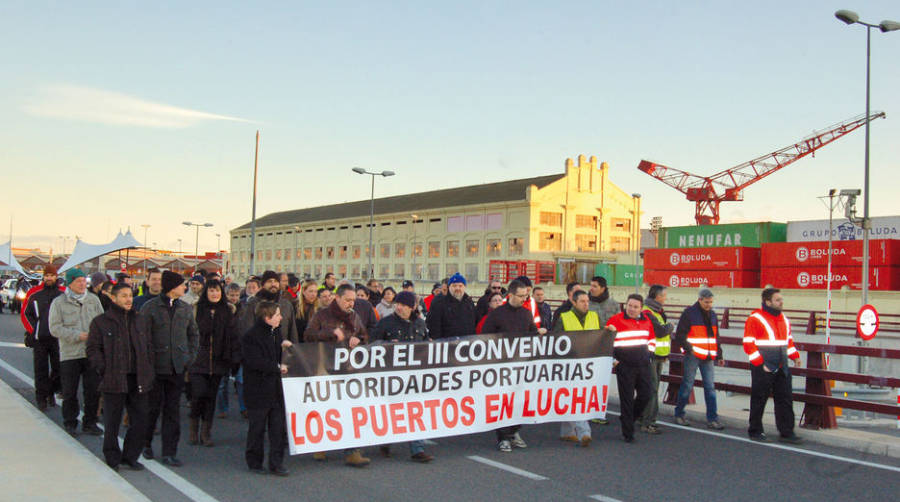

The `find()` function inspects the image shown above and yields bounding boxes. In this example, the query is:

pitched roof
[234,173,564,231]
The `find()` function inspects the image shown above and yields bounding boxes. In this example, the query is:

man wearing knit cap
[238,270,299,345]
[49,268,105,436]
[22,265,65,411]
[138,270,199,466]
[182,274,205,306]
[426,272,476,339]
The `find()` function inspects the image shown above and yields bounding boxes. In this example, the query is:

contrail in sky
[23,84,253,128]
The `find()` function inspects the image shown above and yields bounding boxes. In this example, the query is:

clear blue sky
[2,1,898,254]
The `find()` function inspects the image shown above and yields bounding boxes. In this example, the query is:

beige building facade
[228,155,641,283]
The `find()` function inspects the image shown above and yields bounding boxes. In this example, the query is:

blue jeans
[409,440,425,455]
[217,367,246,413]
[674,353,718,422]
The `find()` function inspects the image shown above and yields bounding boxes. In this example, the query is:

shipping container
[644,247,760,270]
[594,263,615,281]
[761,265,899,290]
[659,222,786,249]
[644,269,760,289]
[786,215,900,242]
[614,264,643,287]
[761,239,900,268]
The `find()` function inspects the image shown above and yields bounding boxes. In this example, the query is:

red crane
[637,112,886,225]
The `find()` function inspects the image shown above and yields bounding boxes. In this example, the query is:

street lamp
[631,194,642,293]
[834,9,899,306]
[293,225,301,274]
[141,224,151,251]
[411,213,419,280]
[351,167,396,279]
[182,222,213,263]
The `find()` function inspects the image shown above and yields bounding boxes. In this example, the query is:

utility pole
[250,131,260,276]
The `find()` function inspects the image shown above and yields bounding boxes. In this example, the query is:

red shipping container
[761,239,900,268]
[644,269,760,289]
[761,266,900,290]
[644,247,760,271]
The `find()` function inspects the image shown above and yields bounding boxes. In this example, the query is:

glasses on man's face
[491,286,501,290]
[512,293,528,299]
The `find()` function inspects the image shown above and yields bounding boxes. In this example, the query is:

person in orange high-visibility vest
[744,288,802,444]
[672,288,725,430]
[606,293,655,443]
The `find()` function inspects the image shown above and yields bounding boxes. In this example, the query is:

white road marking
[589,495,624,502]
[0,355,223,502]
[466,455,548,481]
[0,341,26,348]
[603,410,900,474]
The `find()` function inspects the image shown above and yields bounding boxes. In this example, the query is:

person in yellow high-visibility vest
[638,285,673,435]
[553,290,598,447]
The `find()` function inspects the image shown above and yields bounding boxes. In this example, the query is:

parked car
[1,278,35,314]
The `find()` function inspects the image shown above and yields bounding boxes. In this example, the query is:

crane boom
[637,111,886,225]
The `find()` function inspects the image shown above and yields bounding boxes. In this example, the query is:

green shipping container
[594,263,615,281]
[614,264,643,287]
[659,222,786,249]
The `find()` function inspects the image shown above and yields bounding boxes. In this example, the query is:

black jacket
[372,313,428,342]
[138,294,199,375]
[190,302,241,376]
[353,298,378,334]
[480,302,538,335]
[239,294,299,345]
[241,320,284,410]
[86,303,155,394]
[551,300,574,330]
[536,301,552,330]
[426,293,476,339]
[23,283,64,340]
[474,288,494,322]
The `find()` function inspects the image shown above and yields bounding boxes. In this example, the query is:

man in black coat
[241,300,289,476]
[86,283,155,471]
[480,279,540,452]
[21,265,64,410]
[425,273,476,339]
[138,271,199,466]
[474,280,503,322]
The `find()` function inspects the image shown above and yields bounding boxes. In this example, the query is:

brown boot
[189,417,200,445]
[344,449,370,467]
[200,420,214,447]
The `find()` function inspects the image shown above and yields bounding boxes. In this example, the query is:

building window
[613,218,631,232]
[326,247,335,259]
[339,246,347,259]
[576,234,597,252]
[445,263,459,277]
[427,264,440,281]
[576,215,597,230]
[366,245,373,258]
[304,248,312,260]
[379,264,390,279]
[466,240,479,257]
[428,241,440,258]
[314,265,322,277]
[395,264,405,278]
[540,211,563,227]
[412,263,423,280]
[352,246,361,259]
[275,250,283,260]
[446,240,459,257]
[315,247,323,259]
[338,264,347,277]
[413,242,423,257]
[486,239,502,256]
[465,263,479,282]
[395,243,406,258]
[265,250,272,260]
[539,232,561,251]
[295,249,302,259]
[508,238,523,256]
[380,244,391,259]
[303,265,311,275]
[352,264,360,277]
[610,236,630,252]
[276,265,282,272]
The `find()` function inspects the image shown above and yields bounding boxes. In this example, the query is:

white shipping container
[787,216,900,242]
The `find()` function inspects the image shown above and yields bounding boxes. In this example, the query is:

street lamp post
[631,194,642,294]
[834,9,899,306]
[293,225,301,274]
[351,167,395,280]
[141,224,151,251]
[183,221,213,266]
[411,213,419,280]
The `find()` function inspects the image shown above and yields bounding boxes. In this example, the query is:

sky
[2,1,899,255]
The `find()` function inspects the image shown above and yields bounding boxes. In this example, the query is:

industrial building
[228,155,642,283]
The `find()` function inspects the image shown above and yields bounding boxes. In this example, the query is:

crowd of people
[19,263,804,477]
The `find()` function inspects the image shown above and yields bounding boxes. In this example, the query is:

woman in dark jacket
[295,279,319,340]
[189,279,241,447]
[241,300,288,475]
[86,282,154,470]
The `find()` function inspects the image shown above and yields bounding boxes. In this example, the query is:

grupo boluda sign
[280,331,614,454]
[786,216,900,242]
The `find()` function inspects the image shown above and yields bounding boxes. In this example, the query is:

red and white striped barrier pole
[896,388,899,430]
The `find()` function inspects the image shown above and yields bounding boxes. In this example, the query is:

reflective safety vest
[678,304,719,360]
[559,310,600,331]
[743,309,799,366]
[642,306,671,357]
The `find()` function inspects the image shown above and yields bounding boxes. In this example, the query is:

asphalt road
[1,312,899,502]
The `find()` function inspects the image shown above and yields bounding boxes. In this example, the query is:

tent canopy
[0,242,39,279]
[58,231,142,273]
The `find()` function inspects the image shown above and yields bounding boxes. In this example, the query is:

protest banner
[280,329,615,454]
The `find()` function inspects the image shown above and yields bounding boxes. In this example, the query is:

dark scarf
[645,297,664,314]
[328,300,355,325]
[256,287,280,302]
[762,302,781,317]
[590,289,610,304]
